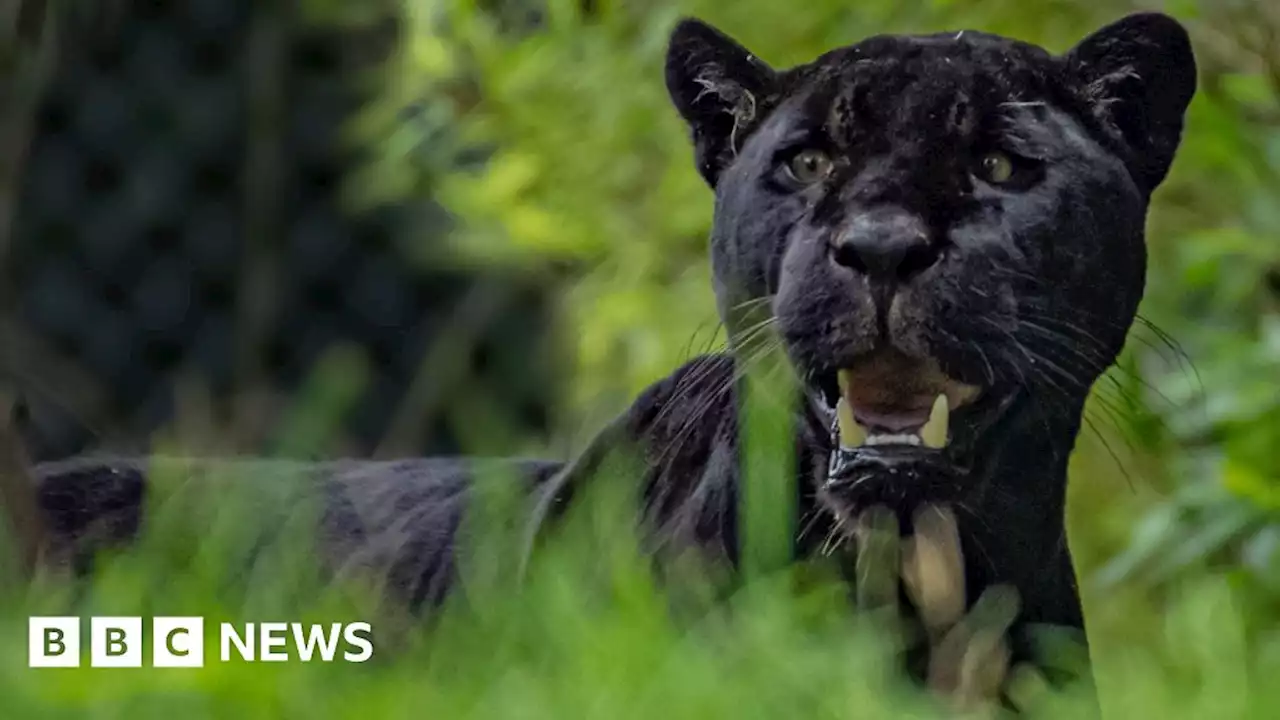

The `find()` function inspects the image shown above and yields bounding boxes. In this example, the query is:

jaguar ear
[1065,13,1197,194]
[666,18,776,187]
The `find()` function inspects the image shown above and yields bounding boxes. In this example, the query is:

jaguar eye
[785,149,834,185]
[976,152,1015,184]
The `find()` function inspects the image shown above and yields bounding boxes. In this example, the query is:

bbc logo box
[29,617,372,667]
[27,617,79,668]
[29,617,205,668]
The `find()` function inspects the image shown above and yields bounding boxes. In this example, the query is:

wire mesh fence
[1,0,561,463]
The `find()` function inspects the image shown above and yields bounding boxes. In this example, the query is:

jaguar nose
[831,208,940,283]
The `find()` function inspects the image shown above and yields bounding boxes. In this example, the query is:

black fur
[650,12,1194,623]
[599,11,1193,674]
[30,12,1195,694]
[33,455,564,607]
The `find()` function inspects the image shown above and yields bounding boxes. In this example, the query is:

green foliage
[0,405,1271,718]
[1094,5,1280,594]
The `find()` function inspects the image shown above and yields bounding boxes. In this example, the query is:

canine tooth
[920,393,949,449]
[837,370,853,393]
[836,397,867,448]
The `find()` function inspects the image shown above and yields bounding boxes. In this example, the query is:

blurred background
[1,0,1278,699]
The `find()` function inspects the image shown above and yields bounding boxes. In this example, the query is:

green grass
[0,376,1273,719]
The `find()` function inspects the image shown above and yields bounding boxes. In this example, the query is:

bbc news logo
[28,617,373,668]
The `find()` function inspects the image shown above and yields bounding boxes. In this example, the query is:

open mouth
[810,349,989,487]
[829,350,982,451]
